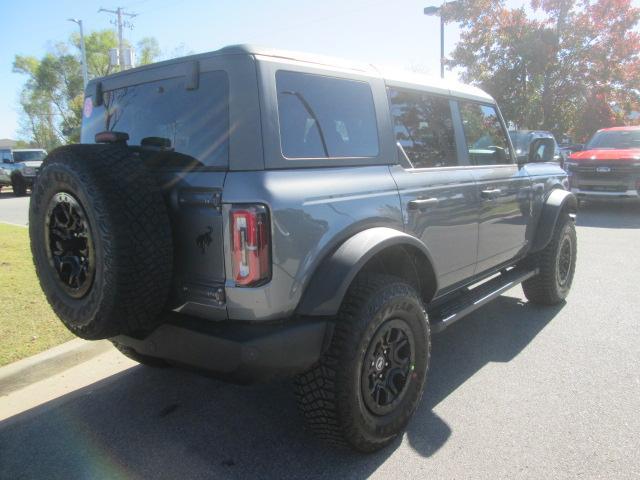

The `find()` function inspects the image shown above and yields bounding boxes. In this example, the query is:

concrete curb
[0,339,112,396]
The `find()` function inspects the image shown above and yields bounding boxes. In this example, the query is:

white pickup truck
[0,149,47,196]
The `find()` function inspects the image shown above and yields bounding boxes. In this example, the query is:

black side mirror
[528,138,556,163]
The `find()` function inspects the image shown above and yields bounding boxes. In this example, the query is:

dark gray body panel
[389,165,478,288]
[222,166,403,320]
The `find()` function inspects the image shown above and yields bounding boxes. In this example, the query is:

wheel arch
[296,227,438,317]
[530,188,577,253]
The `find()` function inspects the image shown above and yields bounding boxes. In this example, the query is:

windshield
[586,130,640,150]
[508,132,533,154]
[12,151,46,162]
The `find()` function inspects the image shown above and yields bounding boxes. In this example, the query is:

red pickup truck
[566,126,640,201]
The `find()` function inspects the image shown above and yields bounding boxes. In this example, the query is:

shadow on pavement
[0,296,561,479]
[576,200,640,229]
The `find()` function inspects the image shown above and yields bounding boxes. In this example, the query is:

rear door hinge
[178,189,222,212]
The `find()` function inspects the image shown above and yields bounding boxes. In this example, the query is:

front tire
[12,175,27,196]
[295,274,430,452]
[523,213,577,305]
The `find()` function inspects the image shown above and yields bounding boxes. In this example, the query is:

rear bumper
[112,314,330,383]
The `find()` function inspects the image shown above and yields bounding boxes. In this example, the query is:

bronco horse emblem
[196,226,213,254]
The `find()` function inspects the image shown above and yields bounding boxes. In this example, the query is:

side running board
[429,267,538,333]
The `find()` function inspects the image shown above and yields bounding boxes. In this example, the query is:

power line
[98,6,138,71]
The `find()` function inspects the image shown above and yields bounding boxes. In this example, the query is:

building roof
[0,139,17,149]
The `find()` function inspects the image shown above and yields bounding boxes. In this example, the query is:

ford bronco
[29,45,577,452]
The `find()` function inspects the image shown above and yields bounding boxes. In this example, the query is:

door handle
[480,188,502,199]
[408,198,439,210]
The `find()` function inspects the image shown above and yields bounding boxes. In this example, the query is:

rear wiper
[281,90,329,157]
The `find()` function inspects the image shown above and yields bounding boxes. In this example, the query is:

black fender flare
[296,227,438,317]
[530,189,577,253]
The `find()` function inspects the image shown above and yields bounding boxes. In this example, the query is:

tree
[445,0,640,141]
[137,37,161,66]
[13,30,163,148]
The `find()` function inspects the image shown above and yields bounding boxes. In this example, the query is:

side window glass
[389,88,458,168]
[276,71,379,159]
[459,102,511,165]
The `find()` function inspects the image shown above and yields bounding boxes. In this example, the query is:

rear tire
[522,213,577,305]
[29,145,173,340]
[295,274,430,452]
[11,175,27,196]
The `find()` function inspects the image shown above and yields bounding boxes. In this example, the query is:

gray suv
[29,45,577,452]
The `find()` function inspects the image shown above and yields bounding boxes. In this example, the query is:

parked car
[509,130,564,166]
[566,126,640,201]
[558,137,584,161]
[0,148,47,196]
[28,45,577,452]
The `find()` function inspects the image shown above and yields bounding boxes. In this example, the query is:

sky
[0,0,533,140]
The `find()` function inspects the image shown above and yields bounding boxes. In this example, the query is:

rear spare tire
[29,145,173,340]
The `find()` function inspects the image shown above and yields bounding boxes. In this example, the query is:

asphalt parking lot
[1,201,639,479]
[0,189,29,225]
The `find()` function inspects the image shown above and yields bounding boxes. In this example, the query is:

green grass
[0,223,74,366]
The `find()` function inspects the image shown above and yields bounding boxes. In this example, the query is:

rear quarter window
[81,70,229,169]
[275,71,379,159]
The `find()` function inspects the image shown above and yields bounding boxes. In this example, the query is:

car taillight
[230,205,271,287]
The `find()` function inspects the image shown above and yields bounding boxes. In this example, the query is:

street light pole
[424,3,452,79]
[439,14,445,79]
[68,18,89,89]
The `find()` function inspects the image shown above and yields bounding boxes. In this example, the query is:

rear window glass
[276,71,379,159]
[81,70,229,168]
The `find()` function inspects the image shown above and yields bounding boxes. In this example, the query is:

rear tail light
[230,205,271,286]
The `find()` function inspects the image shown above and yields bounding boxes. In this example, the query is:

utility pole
[98,7,137,71]
[68,18,88,88]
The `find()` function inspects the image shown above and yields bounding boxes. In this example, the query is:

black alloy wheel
[556,233,573,288]
[44,192,96,299]
[362,318,416,416]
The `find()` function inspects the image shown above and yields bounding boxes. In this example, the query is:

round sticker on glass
[83,97,93,118]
